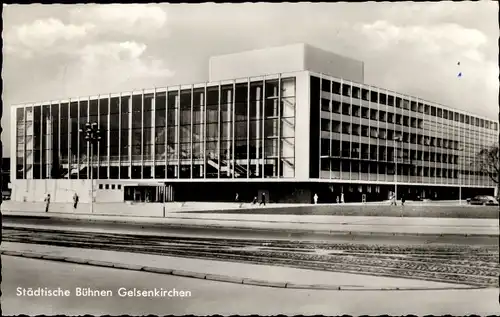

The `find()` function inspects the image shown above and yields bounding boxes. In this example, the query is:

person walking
[401,193,406,206]
[73,193,79,210]
[260,193,266,206]
[313,193,318,204]
[44,194,51,213]
[336,196,340,204]
[235,193,239,202]
[392,193,397,206]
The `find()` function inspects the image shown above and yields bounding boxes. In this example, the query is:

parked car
[469,195,499,206]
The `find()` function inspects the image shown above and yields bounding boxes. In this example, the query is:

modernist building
[10,43,499,204]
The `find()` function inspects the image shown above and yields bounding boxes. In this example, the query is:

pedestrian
[235,193,239,202]
[252,196,257,205]
[392,194,397,206]
[44,194,51,213]
[336,196,339,204]
[401,193,406,206]
[73,193,79,210]
[260,193,266,206]
[340,193,345,204]
[313,193,318,204]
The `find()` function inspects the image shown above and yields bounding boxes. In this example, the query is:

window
[117,185,121,190]
[99,184,103,189]
[112,184,115,190]
[105,184,109,189]
[379,93,387,105]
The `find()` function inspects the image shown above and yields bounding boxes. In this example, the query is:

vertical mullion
[23,107,26,180]
[97,96,100,180]
[68,101,71,180]
[246,79,250,178]
[165,88,169,179]
[190,86,194,178]
[203,84,207,179]
[118,93,121,178]
[177,87,181,179]
[141,90,144,179]
[87,97,90,180]
[277,76,281,179]
[128,94,132,179]
[232,81,236,178]
[40,103,43,180]
[107,94,111,179]
[217,83,221,178]
[152,89,156,178]
[262,78,265,179]
[77,99,80,180]
[319,75,322,180]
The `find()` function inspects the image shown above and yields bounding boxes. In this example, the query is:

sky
[2,2,498,156]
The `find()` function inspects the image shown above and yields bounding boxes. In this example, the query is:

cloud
[359,20,488,61]
[69,4,168,36]
[4,18,94,57]
[69,41,174,94]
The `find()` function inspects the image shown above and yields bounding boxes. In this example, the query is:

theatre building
[10,44,499,204]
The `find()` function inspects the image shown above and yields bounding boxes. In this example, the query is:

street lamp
[80,122,101,213]
[394,135,403,202]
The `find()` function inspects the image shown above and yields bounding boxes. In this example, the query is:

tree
[476,145,500,196]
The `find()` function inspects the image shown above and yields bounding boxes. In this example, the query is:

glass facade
[14,76,296,180]
[312,74,499,189]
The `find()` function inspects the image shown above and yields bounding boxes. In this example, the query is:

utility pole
[80,122,101,213]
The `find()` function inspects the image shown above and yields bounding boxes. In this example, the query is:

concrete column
[175,94,180,178]
[151,91,156,178]
[255,87,261,177]
[200,90,205,177]
[128,95,132,177]
[227,89,232,177]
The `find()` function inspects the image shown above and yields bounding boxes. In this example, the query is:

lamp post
[394,135,403,203]
[80,122,101,213]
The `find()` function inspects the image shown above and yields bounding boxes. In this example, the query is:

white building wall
[209,43,364,84]
[10,106,17,186]
[303,44,364,83]
[209,43,306,82]
[294,71,311,181]
[11,179,92,203]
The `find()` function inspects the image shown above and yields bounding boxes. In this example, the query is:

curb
[3,224,499,239]
[0,250,486,291]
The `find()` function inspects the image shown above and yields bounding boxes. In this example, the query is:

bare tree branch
[476,146,500,184]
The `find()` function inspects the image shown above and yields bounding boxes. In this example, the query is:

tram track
[2,226,498,288]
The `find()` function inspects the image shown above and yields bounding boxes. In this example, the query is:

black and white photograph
[1,2,499,315]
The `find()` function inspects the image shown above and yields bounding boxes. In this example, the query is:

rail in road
[2,226,498,288]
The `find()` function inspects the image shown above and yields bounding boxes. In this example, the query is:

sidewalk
[3,210,499,236]
[0,242,475,291]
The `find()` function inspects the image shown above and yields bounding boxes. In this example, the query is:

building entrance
[124,185,174,203]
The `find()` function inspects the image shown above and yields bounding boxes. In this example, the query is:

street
[3,256,499,315]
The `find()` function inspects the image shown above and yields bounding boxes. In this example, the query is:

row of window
[320,122,482,150]
[15,77,296,117]
[97,184,122,190]
[320,140,480,164]
[319,159,495,179]
[18,161,296,180]
[317,77,498,131]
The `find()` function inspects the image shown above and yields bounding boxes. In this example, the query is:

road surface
[2,224,498,287]
[2,256,499,316]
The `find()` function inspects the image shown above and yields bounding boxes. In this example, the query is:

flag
[457,72,462,78]
[457,61,460,66]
